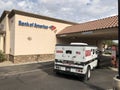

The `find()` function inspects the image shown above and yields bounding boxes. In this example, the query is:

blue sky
[0,0,118,23]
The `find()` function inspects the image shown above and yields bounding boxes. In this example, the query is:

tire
[83,66,91,81]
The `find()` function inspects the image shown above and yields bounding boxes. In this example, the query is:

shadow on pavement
[38,59,115,90]
[98,54,112,68]
[40,55,113,79]
[40,67,110,90]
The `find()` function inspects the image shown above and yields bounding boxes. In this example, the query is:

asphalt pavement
[0,61,54,77]
[0,60,117,90]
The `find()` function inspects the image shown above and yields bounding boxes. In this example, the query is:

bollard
[113,75,120,90]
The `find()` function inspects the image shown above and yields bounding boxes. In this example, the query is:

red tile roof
[57,15,118,35]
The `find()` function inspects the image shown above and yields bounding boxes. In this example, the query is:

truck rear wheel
[83,66,91,81]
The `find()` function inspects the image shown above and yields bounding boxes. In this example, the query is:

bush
[104,49,112,55]
[104,51,112,55]
[0,51,6,62]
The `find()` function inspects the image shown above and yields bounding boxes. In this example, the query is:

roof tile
[58,15,118,35]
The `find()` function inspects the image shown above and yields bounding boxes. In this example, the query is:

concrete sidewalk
[0,61,13,67]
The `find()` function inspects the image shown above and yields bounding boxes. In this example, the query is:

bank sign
[18,20,56,31]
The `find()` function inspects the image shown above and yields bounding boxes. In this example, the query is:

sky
[0,0,118,23]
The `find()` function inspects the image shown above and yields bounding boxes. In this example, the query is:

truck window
[66,50,72,54]
[93,49,95,54]
[91,49,95,54]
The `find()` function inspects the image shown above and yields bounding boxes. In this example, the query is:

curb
[108,67,118,72]
[0,60,54,68]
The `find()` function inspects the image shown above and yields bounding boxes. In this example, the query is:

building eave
[8,9,78,25]
[0,10,10,23]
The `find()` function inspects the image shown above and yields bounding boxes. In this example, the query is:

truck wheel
[83,66,91,81]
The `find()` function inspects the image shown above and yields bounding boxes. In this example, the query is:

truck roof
[70,43,88,45]
[56,44,96,47]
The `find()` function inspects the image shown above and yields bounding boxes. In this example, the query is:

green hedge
[104,51,112,55]
[0,51,6,62]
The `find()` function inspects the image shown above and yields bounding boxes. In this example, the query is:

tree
[103,40,118,47]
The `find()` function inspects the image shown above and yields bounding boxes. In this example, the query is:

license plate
[66,67,70,71]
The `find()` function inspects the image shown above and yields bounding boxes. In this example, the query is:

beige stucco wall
[5,14,10,54]
[12,14,71,55]
[0,14,10,54]
[9,16,15,55]
[0,35,4,51]
[0,17,6,31]
[0,17,6,52]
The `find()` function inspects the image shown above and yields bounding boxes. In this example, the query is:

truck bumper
[54,69,85,77]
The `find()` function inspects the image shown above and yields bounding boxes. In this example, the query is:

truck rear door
[55,45,84,62]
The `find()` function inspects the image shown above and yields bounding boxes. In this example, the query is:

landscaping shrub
[0,50,6,62]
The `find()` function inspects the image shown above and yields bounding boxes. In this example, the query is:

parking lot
[0,61,117,90]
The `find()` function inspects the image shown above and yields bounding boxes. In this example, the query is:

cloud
[0,0,118,23]
[0,1,13,10]
[18,1,26,7]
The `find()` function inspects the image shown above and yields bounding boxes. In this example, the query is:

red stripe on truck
[56,50,63,53]
[76,51,81,55]
[85,50,91,56]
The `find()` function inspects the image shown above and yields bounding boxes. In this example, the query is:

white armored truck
[54,43,98,81]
